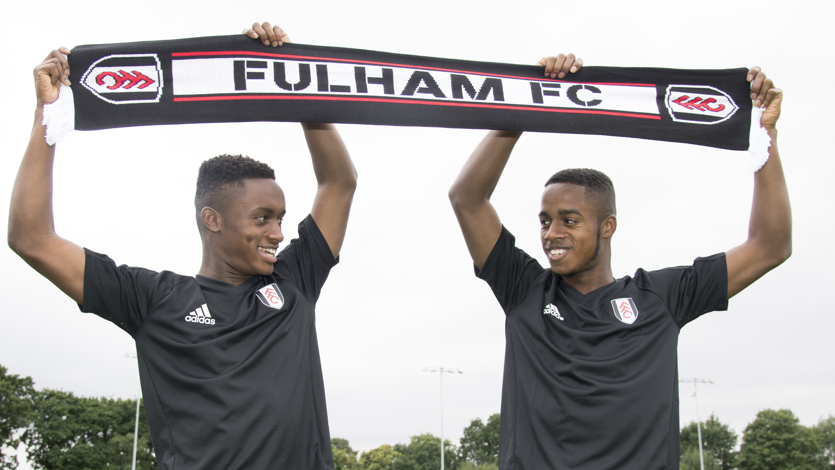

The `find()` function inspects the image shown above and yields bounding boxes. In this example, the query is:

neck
[560,251,614,295]
[198,246,251,287]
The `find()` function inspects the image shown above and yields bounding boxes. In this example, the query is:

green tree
[359,444,402,470]
[0,365,36,469]
[457,461,498,470]
[680,447,721,470]
[459,413,500,467]
[24,389,156,470]
[737,409,827,470]
[680,414,738,470]
[813,415,835,470]
[394,433,459,470]
[332,437,360,469]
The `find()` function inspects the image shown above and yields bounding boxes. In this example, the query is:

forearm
[449,130,522,207]
[748,129,792,261]
[301,123,357,191]
[8,110,58,254]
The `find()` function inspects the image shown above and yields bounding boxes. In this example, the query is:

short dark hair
[545,168,616,219]
[195,154,275,216]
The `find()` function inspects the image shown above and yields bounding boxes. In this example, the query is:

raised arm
[449,131,523,270]
[449,54,582,270]
[725,67,791,298]
[8,48,86,304]
[244,22,358,258]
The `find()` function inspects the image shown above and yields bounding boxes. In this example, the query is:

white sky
[1,0,833,465]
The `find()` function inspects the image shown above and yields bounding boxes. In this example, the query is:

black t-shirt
[80,215,337,470]
[477,227,728,470]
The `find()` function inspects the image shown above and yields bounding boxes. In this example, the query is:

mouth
[546,247,569,261]
[257,246,278,263]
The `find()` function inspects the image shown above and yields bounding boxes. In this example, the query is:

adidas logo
[543,303,564,321]
[185,303,216,325]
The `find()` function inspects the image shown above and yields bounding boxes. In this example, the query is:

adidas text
[185,303,215,325]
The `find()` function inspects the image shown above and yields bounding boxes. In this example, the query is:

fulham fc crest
[611,298,639,325]
[80,54,163,105]
[256,283,285,309]
[664,85,738,125]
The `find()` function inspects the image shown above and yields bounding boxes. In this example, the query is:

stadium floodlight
[125,353,142,470]
[423,367,463,470]
[680,378,714,470]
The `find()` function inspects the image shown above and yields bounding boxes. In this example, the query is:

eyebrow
[539,209,583,218]
[250,207,286,217]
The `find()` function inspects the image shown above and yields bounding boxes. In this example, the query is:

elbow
[763,239,792,270]
[448,181,467,209]
[777,241,792,265]
[7,227,32,260]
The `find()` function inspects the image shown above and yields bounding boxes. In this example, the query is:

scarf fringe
[748,106,771,172]
[42,84,75,146]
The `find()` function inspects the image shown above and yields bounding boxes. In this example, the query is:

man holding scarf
[448,57,788,469]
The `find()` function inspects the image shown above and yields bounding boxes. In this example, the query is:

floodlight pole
[680,378,713,470]
[423,367,463,470]
[125,353,141,470]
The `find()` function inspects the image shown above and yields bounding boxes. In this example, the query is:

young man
[448,56,790,470]
[8,23,356,469]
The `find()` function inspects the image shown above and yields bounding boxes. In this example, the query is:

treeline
[0,365,155,470]
[339,411,835,470]
[678,411,834,470]
[3,364,834,470]
[332,413,500,470]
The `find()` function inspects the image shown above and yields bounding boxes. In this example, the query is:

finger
[273,25,289,46]
[570,56,583,74]
[552,54,567,79]
[748,66,761,99]
[242,27,259,39]
[751,72,767,107]
[57,55,72,86]
[47,49,71,86]
[543,56,556,78]
[755,78,774,108]
[558,53,576,78]
[760,88,783,127]
[747,65,760,82]
[251,22,269,45]
[537,57,548,68]
[261,21,278,46]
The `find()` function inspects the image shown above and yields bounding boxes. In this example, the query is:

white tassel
[42,84,75,146]
[747,106,771,172]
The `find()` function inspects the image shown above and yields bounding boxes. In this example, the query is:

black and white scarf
[43,35,770,167]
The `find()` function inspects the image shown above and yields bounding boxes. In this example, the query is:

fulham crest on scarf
[256,283,285,309]
[611,298,639,325]
[80,54,163,105]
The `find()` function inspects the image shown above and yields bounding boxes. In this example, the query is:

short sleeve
[476,226,545,313]
[273,215,338,303]
[79,249,183,337]
[643,253,729,328]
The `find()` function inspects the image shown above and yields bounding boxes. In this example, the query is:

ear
[201,207,222,233]
[600,214,617,239]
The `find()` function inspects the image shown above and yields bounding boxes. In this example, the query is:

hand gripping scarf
[43,35,771,169]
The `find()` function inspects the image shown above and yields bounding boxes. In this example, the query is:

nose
[266,221,284,244]
[545,223,566,241]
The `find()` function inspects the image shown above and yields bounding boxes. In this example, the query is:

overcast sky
[1,0,832,465]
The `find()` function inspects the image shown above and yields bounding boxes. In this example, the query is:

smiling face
[540,183,612,279]
[214,178,286,278]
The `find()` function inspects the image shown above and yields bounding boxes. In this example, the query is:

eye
[540,219,551,227]
[278,218,284,227]
[255,215,267,222]
[565,218,577,225]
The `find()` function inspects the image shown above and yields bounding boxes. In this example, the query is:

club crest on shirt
[256,283,285,309]
[611,298,639,325]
